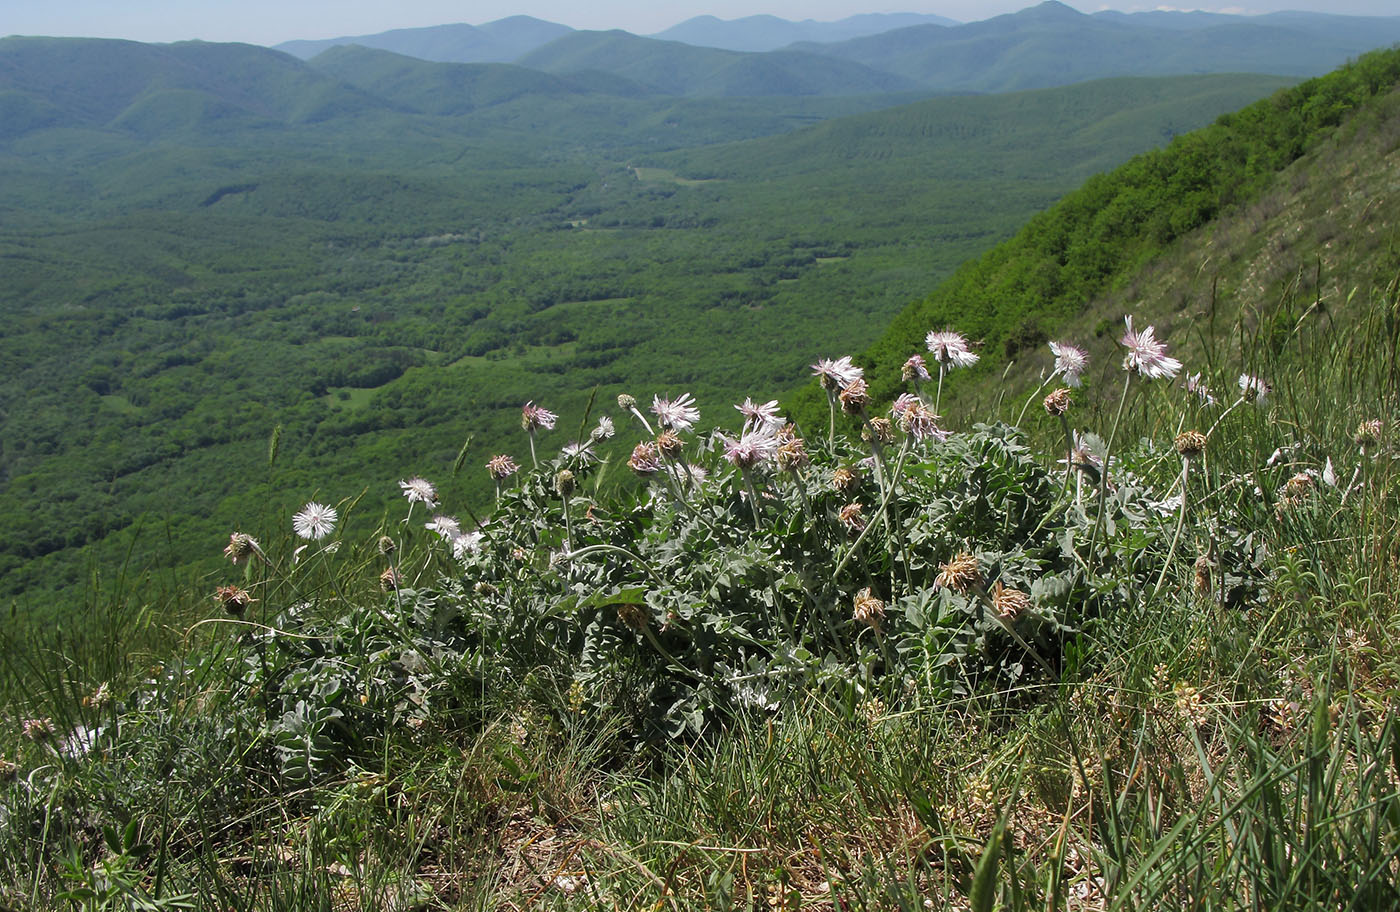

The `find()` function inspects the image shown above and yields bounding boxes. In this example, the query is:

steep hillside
[830,46,1400,418]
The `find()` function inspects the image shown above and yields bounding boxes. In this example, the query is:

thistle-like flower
[616,393,637,411]
[590,416,616,441]
[991,581,1032,621]
[1182,372,1217,406]
[399,477,438,508]
[424,515,461,539]
[775,426,809,472]
[214,584,255,615]
[832,466,860,494]
[486,454,519,481]
[838,377,869,414]
[736,398,784,432]
[1355,419,1383,448]
[894,398,946,442]
[651,393,700,431]
[1174,430,1207,459]
[451,530,483,560]
[902,354,931,382]
[1043,388,1072,417]
[379,567,400,592]
[1120,316,1182,380]
[864,416,895,446]
[936,551,982,594]
[629,441,662,475]
[22,718,54,742]
[1048,341,1088,387]
[838,502,866,534]
[852,587,885,630]
[562,441,596,463]
[1238,374,1270,405]
[925,330,979,368]
[656,430,684,458]
[292,502,338,540]
[811,356,863,391]
[521,401,558,432]
[722,426,780,470]
[554,469,576,498]
[223,532,261,565]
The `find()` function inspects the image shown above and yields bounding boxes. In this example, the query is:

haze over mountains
[270,2,1400,96]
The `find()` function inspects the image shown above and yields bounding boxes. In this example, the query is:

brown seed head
[776,428,809,472]
[838,501,867,534]
[1174,430,1208,459]
[936,552,982,595]
[617,602,649,632]
[554,469,576,498]
[1043,388,1072,417]
[379,567,400,592]
[1194,553,1213,596]
[223,532,259,565]
[22,718,54,742]
[991,581,1032,621]
[1355,419,1383,447]
[832,466,860,494]
[655,430,684,458]
[838,378,869,415]
[864,417,895,445]
[852,587,885,630]
[214,584,255,615]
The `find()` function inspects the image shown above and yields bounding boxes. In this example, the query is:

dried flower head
[1120,316,1182,380]
[811,356,863,391]
[84,682,111,709]
[864,416,895,445]
[486,454,519,481]
[223,532,260,565]
[838,501,866,534]
[214,584,255,615]
[616,602,649,632]
[629,441,662,475]
[852,587,885,630]
[1049,341,1088,387]
[1174,430,1208,459]
[377,535,396,555]
[651,393,699,431]
[925,330,979,368]
[936,552,982,594]
[0,757,16,780]
[616,393,637,411]
[991,581,1032,621]
[398,477,438,508]
[22,718,53,742]
[1173,681,1208,727]
[379,567,400,592]
[1043,388,1072,417]
[832,466,860,494]
[554,469,576,498]
[1355,419,1383,448]
[1238,374,1270,405]
[1282,472,1315,500]
[775,427,809,472]
[838,377,869,414]
[1194,553,1213,596]
[655,429,684,458]
[521,401,558,432]
[292,502,338,540]
[902,354,931,382]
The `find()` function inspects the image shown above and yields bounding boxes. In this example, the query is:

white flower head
[590,416,615,441]
[651,393,700,431]
[292,502,338,540]
[451,530,483,560]
[1238,374,1270,405]
[811,356,863,391]
[398,477,438,508]
[925,330,979,369]
[1048,341,1088,387]
[424,515,461,540]
[722,425,781,471]
[1120,316,1182,380]
[735,398,784,433]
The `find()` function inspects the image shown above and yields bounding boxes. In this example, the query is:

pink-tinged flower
[722,426,780,471]
[425,515,461,540]
[894,398,947,442]
[629,441,662,475]
[399,477,438,508]
[811,356,863,391]
[224,532,261,565]
[292,502,338,540]
[651,393,700,431]
[1049,341,1088,387]
[1238,374,1270,405]
[735,398,784,432]
[486,454,519,481]
[1182,373,1217,406]
[521,401,558,432]
[1120,316,1182,380]
[451,530,483,560]
[891,393,920,420]
[902,354,931,382]
[925,330,979,368]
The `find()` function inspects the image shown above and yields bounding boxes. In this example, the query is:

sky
[3,0,1397,46]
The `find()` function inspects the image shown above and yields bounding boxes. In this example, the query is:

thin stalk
[1151,457,1193,599]
[1014,372,1055,427]
[1087,371,1134,570]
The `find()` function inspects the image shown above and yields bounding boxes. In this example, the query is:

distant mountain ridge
[275,16,573,63]
[649,12,959,52]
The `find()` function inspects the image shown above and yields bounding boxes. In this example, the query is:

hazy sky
[4,1,1397,46]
